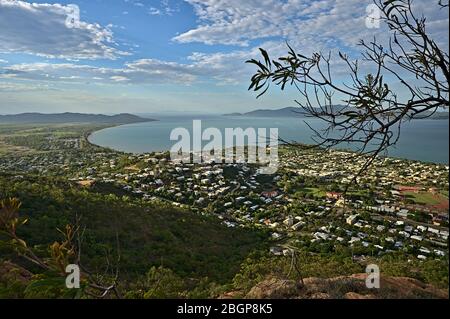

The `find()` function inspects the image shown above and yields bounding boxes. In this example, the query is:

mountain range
[224,107,307,118]
[0,112,156,124]
[224,106,449,119]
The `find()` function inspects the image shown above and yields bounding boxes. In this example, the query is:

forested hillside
[0,173,268,298]
[0,113,155,124]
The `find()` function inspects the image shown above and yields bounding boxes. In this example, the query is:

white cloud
[175,0,448,53]
[174,0,369,47]
[169,0,449,86]
[0,47,271,87]
[0,0,129,59]
[0,81,55,92]
[0,42,377,89]
[1,0,447,89]
[0,59,201,85]
[149,7,162,15]
[124,0,178,16]
[160,0,180,16]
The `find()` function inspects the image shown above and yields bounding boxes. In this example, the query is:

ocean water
[88,115,449,164]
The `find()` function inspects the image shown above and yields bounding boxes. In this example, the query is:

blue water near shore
[89,115,449,164]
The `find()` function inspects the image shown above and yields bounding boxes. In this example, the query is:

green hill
[0,112,156,124]
[0,174,267,293]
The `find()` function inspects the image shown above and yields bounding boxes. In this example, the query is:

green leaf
[259,48,271,67]
[256,85,269,99]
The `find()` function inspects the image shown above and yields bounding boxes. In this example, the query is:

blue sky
[0,0,448,114]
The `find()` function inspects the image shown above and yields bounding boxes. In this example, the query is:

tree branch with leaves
[247,0,449,185]
[0,198,122,299]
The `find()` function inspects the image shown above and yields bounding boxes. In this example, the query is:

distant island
[0,112,156,124]
[224,107,306,118]
[225,106,449,120]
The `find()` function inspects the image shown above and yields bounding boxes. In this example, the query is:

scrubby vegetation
[0,174,268,298]
[1,173,447,299]
[0,124,447,299]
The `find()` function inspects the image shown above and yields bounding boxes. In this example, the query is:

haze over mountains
[0,113,155,124]
[1,108,447,124]
[224,106,449,119]
[224,107,307,117]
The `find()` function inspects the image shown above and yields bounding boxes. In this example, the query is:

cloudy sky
[0,0,448,114]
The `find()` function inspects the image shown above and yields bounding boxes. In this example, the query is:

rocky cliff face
[225,274,448,299]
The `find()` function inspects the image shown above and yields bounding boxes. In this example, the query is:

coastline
[85,119,158,153]
[87,134,449,168]
[86,117,449,165]
[84,124,119,153]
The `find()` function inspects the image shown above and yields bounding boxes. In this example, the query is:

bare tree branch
[247,0,449,186]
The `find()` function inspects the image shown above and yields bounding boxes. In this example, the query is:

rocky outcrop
[246,278,302,299]
[245,274,448,299]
